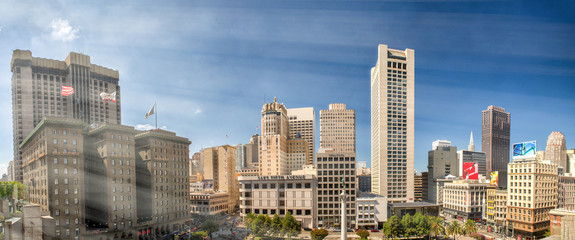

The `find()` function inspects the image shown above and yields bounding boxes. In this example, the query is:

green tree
[281,211,301,239]
[0,182,25,199]
[382,215,403,239]
[189,231,208,240]
[356,229,370,240]
[446,221,462,240]
[252,214,272,237]
[201,219,219,240]
[463,220,477,236]
[270,213,283,239]
[310,228,329,240]
[245,212,256,230]
[413,212,430,237]
[401,213,418,237]
[428,217,445,239]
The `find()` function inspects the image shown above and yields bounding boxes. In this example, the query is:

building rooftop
[388,202,440,208]
[357,192,385,198]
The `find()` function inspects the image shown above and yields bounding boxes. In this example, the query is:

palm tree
[429,217,445,239]
[446,220,461,240]
[463,219,478,236]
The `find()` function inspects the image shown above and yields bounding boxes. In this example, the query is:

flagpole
[155,102,158,129]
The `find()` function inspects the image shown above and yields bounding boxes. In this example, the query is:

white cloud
[49,19,78,42]
[194,108,202,114]
[135,124,167,131]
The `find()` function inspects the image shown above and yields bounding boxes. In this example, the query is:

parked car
[370,229,380,232]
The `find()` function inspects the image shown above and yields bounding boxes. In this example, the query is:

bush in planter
[356,229,370,240]
[310,228,329,240]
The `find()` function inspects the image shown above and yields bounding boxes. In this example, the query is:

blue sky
[0,0,574,175]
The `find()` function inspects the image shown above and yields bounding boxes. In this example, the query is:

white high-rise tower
[468,131,475,151]
[371,44,415,203]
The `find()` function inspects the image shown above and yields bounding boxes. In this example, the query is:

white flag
[100,91,117,103]
[145,103,155,119]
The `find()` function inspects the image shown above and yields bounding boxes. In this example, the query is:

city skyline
[1,0,575,176]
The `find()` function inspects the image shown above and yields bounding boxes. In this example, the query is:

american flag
[61,85,74,96]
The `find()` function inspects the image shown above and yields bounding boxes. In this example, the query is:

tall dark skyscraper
[11,50,121,182]
[481,105,510,188]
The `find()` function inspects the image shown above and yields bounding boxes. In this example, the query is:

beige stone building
[435,176,456,207]
[190,192,231,216]
[316,151,357,229]
[239,174,318,229]
[11,50,121,183]
[259,98,290,176]
[549,209,575,238]
[134,129,191,235]
[237,168,260,177]
[85,123,139,234]
[558,175,575,211]
[568,149,575,176]
[201,145,239,211]
[545,132,568,172]
[20,117,191,239]
[287,138,309,173]
[371,44,415,203]
[414,173,422,202]
[507,160,557,240]
[21,118,87,239]
[287,107,315,165]
[259,99,311,175]
[235,134,260,171]
[442,180,490,222]
[319,103,355,153]
[190,152,201,183]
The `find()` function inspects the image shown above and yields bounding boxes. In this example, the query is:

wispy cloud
[194,108,202,114]
[134,124,167,131]
[49,19,79,42]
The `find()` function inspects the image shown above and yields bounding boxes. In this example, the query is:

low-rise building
[549,209,575,238]
[387,202,440,219]
[558,175,575,211]
[355,193,386,230]
[190,182,204,194]
[239,174,317,229]
[190,192,231,216]
[3,204,55,240]
[486,188,496,226]
[237,167,260,177]
[486,189,507,234]
[442,180,489,222]
[436,175,456,207]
